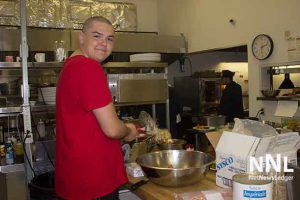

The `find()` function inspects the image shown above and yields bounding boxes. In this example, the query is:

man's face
[79,21,114,62]
[221,77,230,85]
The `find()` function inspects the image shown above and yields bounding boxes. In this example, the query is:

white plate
[130,53,161,62]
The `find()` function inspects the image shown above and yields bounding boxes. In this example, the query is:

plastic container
[37,119,46,139]
[5,141,15,165]
[29,171,56,199]
[14,142,24,163]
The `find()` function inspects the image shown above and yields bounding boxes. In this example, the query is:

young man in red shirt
[55,16,138,200]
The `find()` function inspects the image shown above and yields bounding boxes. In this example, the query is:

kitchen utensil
[130,180,148,191]
[261,89,280,97]
[136,150,214,187]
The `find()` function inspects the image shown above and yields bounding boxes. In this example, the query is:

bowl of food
[261,89,280,97]
[136,150,214,187]
[156,139,187,150]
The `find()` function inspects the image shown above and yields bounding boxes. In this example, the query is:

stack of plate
[130,53,161,62]
[38,87,56,105]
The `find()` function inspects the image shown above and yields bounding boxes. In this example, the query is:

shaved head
[82,16,113,33]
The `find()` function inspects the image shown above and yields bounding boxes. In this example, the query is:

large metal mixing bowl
[136,150,214,187]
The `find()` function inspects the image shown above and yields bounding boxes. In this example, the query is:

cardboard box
[209,131,300,188]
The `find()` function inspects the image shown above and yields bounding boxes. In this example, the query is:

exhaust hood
[0,26,186,53]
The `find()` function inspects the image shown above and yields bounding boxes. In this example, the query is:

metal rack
[0,62,63,69]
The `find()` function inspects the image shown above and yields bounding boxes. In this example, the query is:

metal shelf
[0,104,55,115]
[103,62,168,68]
[114,100,167,107]
[0,62,168,69]
[0,62,63,69]
[257,96,300,101]
[268,67,300,75]
[261,61,300,68]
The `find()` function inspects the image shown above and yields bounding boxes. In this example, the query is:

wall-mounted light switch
[285,30,291,40]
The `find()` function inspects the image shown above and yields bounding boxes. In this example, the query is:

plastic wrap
[232,118,278,137]
[0,0,20,26]
[26,0,69,28]
[69,0,93,29]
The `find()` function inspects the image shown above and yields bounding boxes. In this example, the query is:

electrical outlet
[260,108,265,115]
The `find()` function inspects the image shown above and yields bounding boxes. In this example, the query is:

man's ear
[79,31,84,45]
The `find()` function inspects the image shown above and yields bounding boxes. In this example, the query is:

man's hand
[123,123,139,142]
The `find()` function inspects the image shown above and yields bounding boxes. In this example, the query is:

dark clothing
[218,81,244,123]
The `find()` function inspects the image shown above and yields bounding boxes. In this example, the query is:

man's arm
[92,102,138,141]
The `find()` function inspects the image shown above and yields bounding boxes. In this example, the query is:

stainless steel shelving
[0,105,55,116]
[104,62,168,68]
[0,61,168,69]
[0,62,63,69]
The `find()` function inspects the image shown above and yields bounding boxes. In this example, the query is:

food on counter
[160,139,175,144]
[287,119,300,130]
[156,128,171,140]
[293,87,300,95]
[193,125,210,131]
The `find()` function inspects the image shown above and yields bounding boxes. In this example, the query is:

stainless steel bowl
[261,89,280,97]
[136,150,214,187]
[156,139,186,150]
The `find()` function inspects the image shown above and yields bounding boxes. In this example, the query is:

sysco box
[215,131,300,188]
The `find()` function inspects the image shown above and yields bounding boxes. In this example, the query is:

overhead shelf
[0,62,168,69]
[0,104,55,115]
[268,67,300,75]
[0,62,63,69]
[257,96,300,101]
[103,62,168,68]
[261,61,300,68]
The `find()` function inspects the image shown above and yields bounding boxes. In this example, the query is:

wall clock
[251,34,274,60]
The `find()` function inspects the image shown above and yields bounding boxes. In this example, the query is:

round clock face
[251,34,274,60]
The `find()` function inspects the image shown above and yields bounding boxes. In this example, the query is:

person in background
[55,16,139,200]
[218,70,244,123]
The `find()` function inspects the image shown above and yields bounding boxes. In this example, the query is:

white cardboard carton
[215,131,300,188]
[125,162,144,178]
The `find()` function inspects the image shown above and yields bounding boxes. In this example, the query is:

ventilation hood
[0,26,186,53]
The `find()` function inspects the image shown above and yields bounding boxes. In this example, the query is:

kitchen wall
[157,0,300,119]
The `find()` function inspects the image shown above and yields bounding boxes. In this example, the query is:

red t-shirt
[55,55,127,200]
